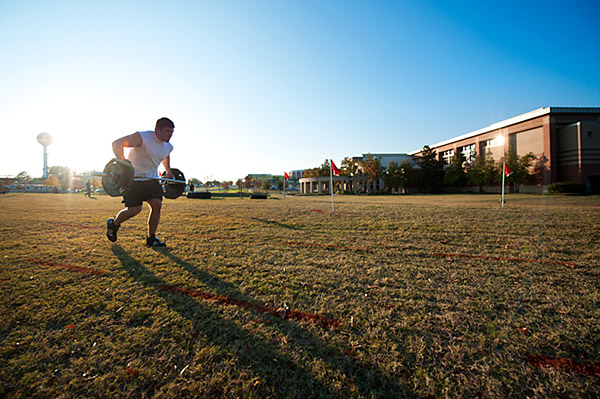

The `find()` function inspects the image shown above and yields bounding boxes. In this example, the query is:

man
[106,117,174,247]
[85,180,91,197]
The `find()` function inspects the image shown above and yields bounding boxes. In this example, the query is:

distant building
[6,184,62,193]
[354,153,415,168]
[289,170,305,180]
[245,174,283,190]
[410,107,600,193]
[246,174,281,182]
[298,106,600,194]
[300,153,413,194]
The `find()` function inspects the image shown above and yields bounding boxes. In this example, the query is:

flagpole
[330,159,335,213]
[501,161,505,208]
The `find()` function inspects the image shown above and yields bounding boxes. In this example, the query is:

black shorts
[122,180,163,207]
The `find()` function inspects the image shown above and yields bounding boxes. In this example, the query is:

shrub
[548,182,588,194]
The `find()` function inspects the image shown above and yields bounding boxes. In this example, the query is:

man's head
[155,117,174,142]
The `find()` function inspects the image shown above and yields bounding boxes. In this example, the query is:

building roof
[408,106,600,155]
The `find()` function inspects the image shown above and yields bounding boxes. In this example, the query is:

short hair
[155,117,175,131]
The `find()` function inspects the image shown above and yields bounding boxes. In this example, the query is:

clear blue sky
[1,0,599,182]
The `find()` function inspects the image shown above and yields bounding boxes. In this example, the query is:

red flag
[284,172,289,180]
[331,160,340,176]
[504,163,513,177]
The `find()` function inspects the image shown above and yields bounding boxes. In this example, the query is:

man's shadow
[112,245,414,398]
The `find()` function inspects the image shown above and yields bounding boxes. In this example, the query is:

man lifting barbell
[105,117,175,247]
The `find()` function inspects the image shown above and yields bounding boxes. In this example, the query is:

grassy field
[1,192,599,398]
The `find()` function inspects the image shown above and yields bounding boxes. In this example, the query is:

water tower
[37,133,53,178]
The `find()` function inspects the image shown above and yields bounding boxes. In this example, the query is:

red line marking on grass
[311,209,324,213]
[526,353,600,377]
[28,259,106,276]
[281,241,368,252]
[172,233,232,240]
[516,327,531,336]
[157,284,341,329]
[433,253,576,268]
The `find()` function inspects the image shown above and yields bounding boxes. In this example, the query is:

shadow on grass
[112,245,333,397]
[156,248,415,398]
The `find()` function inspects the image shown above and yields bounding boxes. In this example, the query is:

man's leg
[146,198,162,237]
[114,206,143,227]
[145,198,166,247]
[106,206,142,242]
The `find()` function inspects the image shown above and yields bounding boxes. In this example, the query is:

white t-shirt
[128,131,173,181]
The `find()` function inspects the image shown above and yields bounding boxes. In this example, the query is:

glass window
[442,149,454,165]
[461,144,476,162]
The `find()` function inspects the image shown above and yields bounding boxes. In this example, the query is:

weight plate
[163,168,186,199]
[102,158,134,197]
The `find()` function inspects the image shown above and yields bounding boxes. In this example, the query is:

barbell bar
[92,170,186,185]
[92,158,187,199]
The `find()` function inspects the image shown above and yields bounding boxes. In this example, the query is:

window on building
[461,144,476,163]
[442,149,454,165]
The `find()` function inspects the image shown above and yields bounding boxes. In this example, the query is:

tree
[383,160,413,194]
[44,175,60,187]
[302,168,318,178]
[15,171,31,184]
[398,159,415,193]
[468,154,486,192]
[260,179,270,191]
[29,177,44,185]
[318,159,331,177]
[303,159,331,178]
[91,176,102,189]
[48,166,73,190]
[468,150,498,192]
[417,146,444,193]
[72,178,84,191]
[444,153,467,191]
[341,157,360,176]
[243,175,254,190]
[504,148,536,192]
[531,154,549,186]
[383,161,401,193]
[275,177,284,190]
[362,154,383,184]
[189,178,202,187]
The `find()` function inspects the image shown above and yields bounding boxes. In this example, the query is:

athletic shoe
[106,218,119,242]
[146,236,166,247]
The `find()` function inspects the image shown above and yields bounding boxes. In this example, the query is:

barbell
[93,158,187,199]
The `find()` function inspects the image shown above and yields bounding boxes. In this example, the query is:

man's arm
[112,132,142,160]
[161,155,173,179]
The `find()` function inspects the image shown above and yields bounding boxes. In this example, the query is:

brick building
[409,107,600,193]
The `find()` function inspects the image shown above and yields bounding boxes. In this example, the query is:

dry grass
[0,193,599,398]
